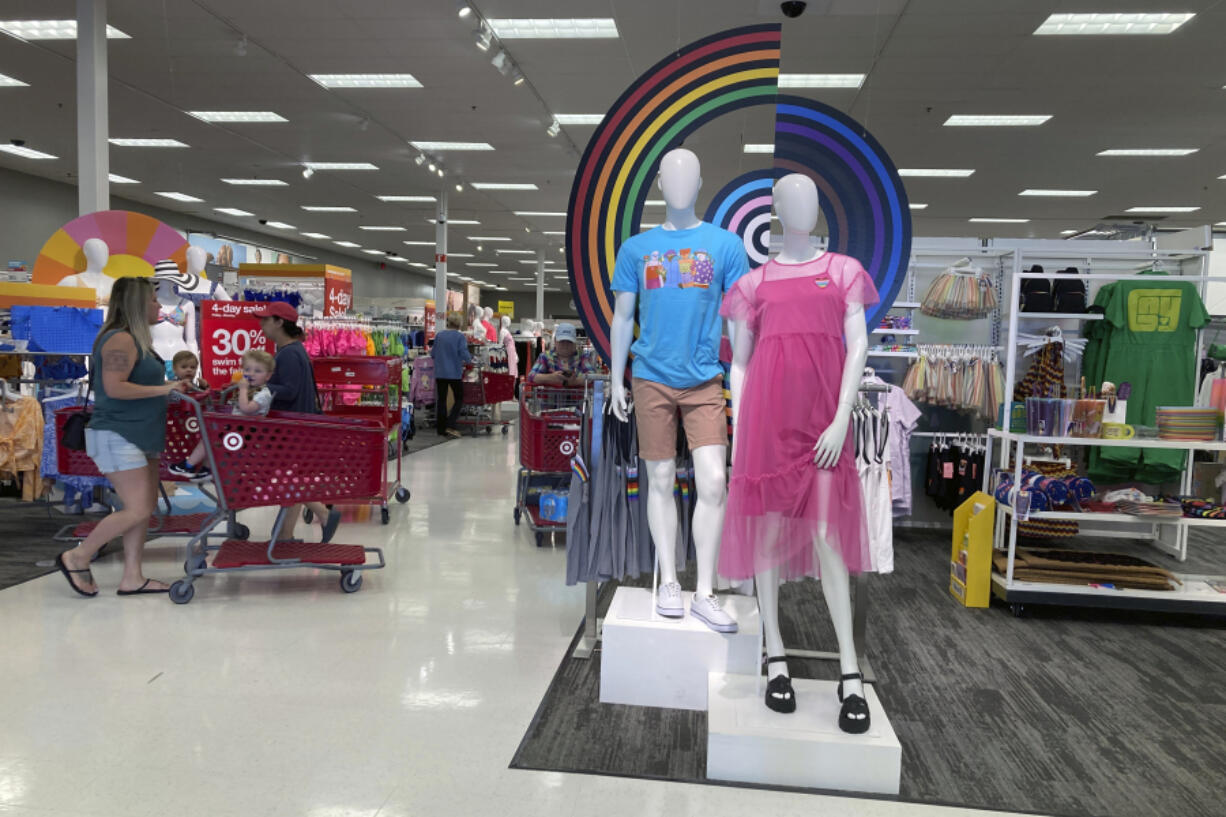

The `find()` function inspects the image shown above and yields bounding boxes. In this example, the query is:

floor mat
[0,502,99,590]
[512,528,1226,817]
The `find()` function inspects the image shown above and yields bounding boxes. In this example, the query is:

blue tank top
[90,329,168,453]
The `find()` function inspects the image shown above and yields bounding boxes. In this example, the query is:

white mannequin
[499,314,518,372]
[60,237,114,305]
[174,246,232,302]
[729,174,870,722]
[610,147,737,621]
[468,303,485,341]
[151,275,198,365]
[482,306,496,341]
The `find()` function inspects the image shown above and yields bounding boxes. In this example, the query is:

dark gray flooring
[512,528,1226,817]
[0,502,97,590]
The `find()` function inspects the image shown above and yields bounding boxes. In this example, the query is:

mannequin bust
[727,173,872,731]
[468,304,486,342]
[499,314,519,375]
[61,237,114,305]
[482,306,497,342]
[172,246,232,303]
[152,261,199,369]
[609,147,747,633]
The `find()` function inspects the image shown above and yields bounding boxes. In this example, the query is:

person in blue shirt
[430,313,473,438]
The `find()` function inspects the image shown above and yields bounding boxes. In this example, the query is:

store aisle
[0,434,1011,817]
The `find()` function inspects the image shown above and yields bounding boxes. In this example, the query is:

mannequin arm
[727,318,754,458]
[184,300,199,357]
[609,291,637,421]
[813,303,867,468]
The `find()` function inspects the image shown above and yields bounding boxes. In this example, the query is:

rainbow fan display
[32,210,189,286]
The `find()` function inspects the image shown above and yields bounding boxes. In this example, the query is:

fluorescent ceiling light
[553,114,604,125]
[427,218,480,225]
[0,20,129,39]
[334,241,360,248]
[309,73,421,88]
[301,232,331,239]
[265,221,295,230]
[302,162,378,170]
[213,207,253,217]
[302,205,357,212]
[542,231,565,236]
[743,144,774,153]
[468,236,512,241]
[644,200,666,206]
[513,211,566,217]
[411,262,430,269]
[359,225,406,231]
[0,73,28,87]
[378,195,436,202]
[403,241,435,246]
[1034,12,1194,36]
[1061,230,1079,235]
[1020,189,1098,197]
[778,73,866,88]
[944,115,1051,127]
[188,111,286,123]
[518,259,541,264]
[471,182,540,190]
[1097,148,1197,156]
[898,168,975,177]
[449,253,474,258]
[969,217,1030,223]
[0,144,56,159]
[110,138,188,148]
[1125,206,1201,213]
[409,141,494,151]
[222,178,287,186]
[108,173,139,184]
[155,191,203,202]
[362,249,385,255]
[497,249,535,255]
[467,263,497,267]
[908,203,928,210]
[487,18,618,38]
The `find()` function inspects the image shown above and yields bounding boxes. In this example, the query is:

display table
[706,672,901,794]
[600,586,760,711]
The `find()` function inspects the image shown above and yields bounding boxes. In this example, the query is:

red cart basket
[514,384,584,546]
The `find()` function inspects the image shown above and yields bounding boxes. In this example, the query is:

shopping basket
[515,384,584,545]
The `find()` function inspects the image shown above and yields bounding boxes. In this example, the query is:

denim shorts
[85,428,155,474]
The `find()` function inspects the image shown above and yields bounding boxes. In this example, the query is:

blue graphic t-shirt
[612,222,749,389]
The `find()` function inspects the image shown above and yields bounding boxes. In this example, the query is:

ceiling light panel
[302,205,357,212]
[1020,189,1098,197]
[108,173,139,184]
[0,144,56,159]
[0,73,28,87]
[188,111,287,123]
[467,263,497,267]
[213,207,253,217]
[468,236,512,241]
[359,226,406,231]
[301,232,331,239]
[1034,12,1195,36]
[778,73,866,88]
[898,168,975,177]
[908,203,928,210]
[743,144,774,153]
[969,217,1030,223]
[497,249,535,255]
[264,221,295,230]
[427,218,480,225]
[486,18,618,38]
[471,183,540,190]
[362,249,385,255]
[110,138,188,147]
[553,114,604,125]
[1125,206,1201,213]
[309,73,421,88]
[944,115,1051,126]
[155,191,203,202]
[409,141,494,151]
[302,162,378,170]
[513,211,566,217]
[0,20,129,39]
[1098,148,1197,156]
[334,241,360,247]
[222,178,287,186]
[378,195,437,202]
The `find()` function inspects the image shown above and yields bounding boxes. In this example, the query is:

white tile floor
[0,432,1029,817]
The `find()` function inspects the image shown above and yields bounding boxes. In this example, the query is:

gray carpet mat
[512,528,1226,817]
[0,502,101,590]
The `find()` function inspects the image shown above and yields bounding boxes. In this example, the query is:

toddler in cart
[169,349,275,480]
[171,350,210,392]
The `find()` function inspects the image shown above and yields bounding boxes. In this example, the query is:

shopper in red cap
[257,302,341,544]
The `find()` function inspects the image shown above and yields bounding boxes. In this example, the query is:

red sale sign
[324,268,353,316]
[424,299,437,341]
[199,301,273,389]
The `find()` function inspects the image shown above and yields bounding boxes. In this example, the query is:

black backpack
[1053,267,1087,313]
[1020,265,1052,312]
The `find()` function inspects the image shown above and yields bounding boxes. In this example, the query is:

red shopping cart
[514,384,585,546]
[166,392,387,604]
[458,365,516,436]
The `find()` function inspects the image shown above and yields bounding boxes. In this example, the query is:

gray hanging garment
[564,452,592,585]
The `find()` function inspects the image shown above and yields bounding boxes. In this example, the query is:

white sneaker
[655,581,684,618]
[690,593,738,633]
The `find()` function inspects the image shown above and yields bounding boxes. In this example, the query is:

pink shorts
[632,376,728,461]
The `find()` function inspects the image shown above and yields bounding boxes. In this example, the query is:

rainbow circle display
[703,170,777,268]
[32,209,189,286]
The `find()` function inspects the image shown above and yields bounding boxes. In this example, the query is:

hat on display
[254,302,299,323]
[152,258,200,290]
[554,322,578,343]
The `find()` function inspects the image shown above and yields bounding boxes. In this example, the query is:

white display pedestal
[599,587,761,711]
[707,672,901,795]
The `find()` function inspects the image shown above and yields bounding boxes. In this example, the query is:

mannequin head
[83,238,109,273]
[772,174,820,235]
[501,315,512,331]
[483,306,493,322]
[186,246,207,276]
[657,148,702,211]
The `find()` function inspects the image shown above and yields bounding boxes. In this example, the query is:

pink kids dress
[719,253,879,581]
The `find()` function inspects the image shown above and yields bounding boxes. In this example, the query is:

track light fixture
[456,1,472,18]
[455,183,464,192]
[491,49,512,75]
[437,168,445,178]
[546,120,561,137]
[235,35,248,57]
[511,68,525,86]
[302,167,314,179]
[473,25,492,51]
[428,162,436,172]
[414,154,425,166]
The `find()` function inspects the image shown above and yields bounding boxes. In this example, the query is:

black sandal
[763,655,796,714]
[837,672,870,734]
[55,552,98,598]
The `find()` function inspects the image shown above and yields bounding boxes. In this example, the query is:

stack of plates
[1156,407,1221,441]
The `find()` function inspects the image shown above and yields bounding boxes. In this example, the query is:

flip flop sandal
[55,553,98,598]
[116,579,170,596]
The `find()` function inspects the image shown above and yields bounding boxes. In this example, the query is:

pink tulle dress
[719,253,879,581]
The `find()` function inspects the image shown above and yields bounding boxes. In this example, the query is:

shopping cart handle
[168,390,203,410]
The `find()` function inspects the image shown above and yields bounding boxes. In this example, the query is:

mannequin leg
[644,458,679,586]
[689,444,727,598]
[815,533,863,700]
[756,563,787,676]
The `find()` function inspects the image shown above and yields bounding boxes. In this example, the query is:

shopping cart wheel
[340,570,363,593]
[485,426,493,435]
[381,507,390,524]
[303,508,314,524]
[232,522,250,540]
[395,487,410,504]
[169,580,195,605]
[501,425,509,435]
[513,507,522,525]
[535,532,545,547]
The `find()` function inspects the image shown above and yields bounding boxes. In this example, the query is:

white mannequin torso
[152,279,198,364]
[61,237,114,305]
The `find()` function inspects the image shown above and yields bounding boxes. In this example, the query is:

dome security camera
[780,1,807,18]
[10,139,25,147]
[258,218,268,225]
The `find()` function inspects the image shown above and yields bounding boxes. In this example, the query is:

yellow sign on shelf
[950,491,995,609]
[498,300,514,318]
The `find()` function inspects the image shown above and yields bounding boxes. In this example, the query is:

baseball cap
[554,322,578,343]
[254,302,299,323]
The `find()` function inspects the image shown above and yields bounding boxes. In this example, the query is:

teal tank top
[90,329,168,453]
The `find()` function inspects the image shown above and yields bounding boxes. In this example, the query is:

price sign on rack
[324,268,353,317]
[199,300,273,389]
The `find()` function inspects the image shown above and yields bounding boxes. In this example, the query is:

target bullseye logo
[185,417,200,433]
[222,432,244,452]
[559,439,577,457]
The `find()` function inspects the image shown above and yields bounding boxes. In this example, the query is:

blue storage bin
[26,306,103,354]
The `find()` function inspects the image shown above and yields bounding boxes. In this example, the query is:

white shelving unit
[871,328,919,336]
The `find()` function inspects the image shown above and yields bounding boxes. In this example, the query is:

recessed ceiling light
[778,73,866,88]
[553,114,604,125]
[411,262,431,269]
[309,74,422,88]
[468,236,512,241]
[302,205,357,212]
[301,232,332,239]
[222,178,288,186]
[404,241,435,246]
[409,141,494,151]
[110,138,188,148]
[359,225,406,231]
[1061,230,1079,235]
[1034,12,1194,36]
[0,73,28,87]
[513,211,566,217]
[518,259,541,264]
[542,231,565,236]
[486,18,619,38]
[448,253,474,258]
[1020,189,1098,197]
[1098,148,1197,156]
[108,173,139,184]
[969,217,1030,223]
[334,241,360,248]
[743,144,774,153]
[908,203,928,210]
[471,182,540,190]
[378,195,437,202]
[497,249,536,255]
[213,207,253,217]
[898,168,975,177]
[302,162,378,170]
[644,200,666,206]
[265,221,295,230]
[427,218,480,225]
[0,144,56,159]
[467,263,497,267]
[944,115,1051,127]
[188,111,287,123]
[0,20,129,39]
[362,249,385,255]
[155,191,203,202]
[1125,206,1201,213]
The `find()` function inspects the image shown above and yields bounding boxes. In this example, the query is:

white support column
[76,0,109,215]
[435,189,448,310]
[535,251,545,322]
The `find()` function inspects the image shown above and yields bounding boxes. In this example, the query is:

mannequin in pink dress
[723,174,876,733]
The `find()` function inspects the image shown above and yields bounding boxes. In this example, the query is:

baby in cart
[169,349,275,480]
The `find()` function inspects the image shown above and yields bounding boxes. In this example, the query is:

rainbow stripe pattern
[33,210,189,286]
